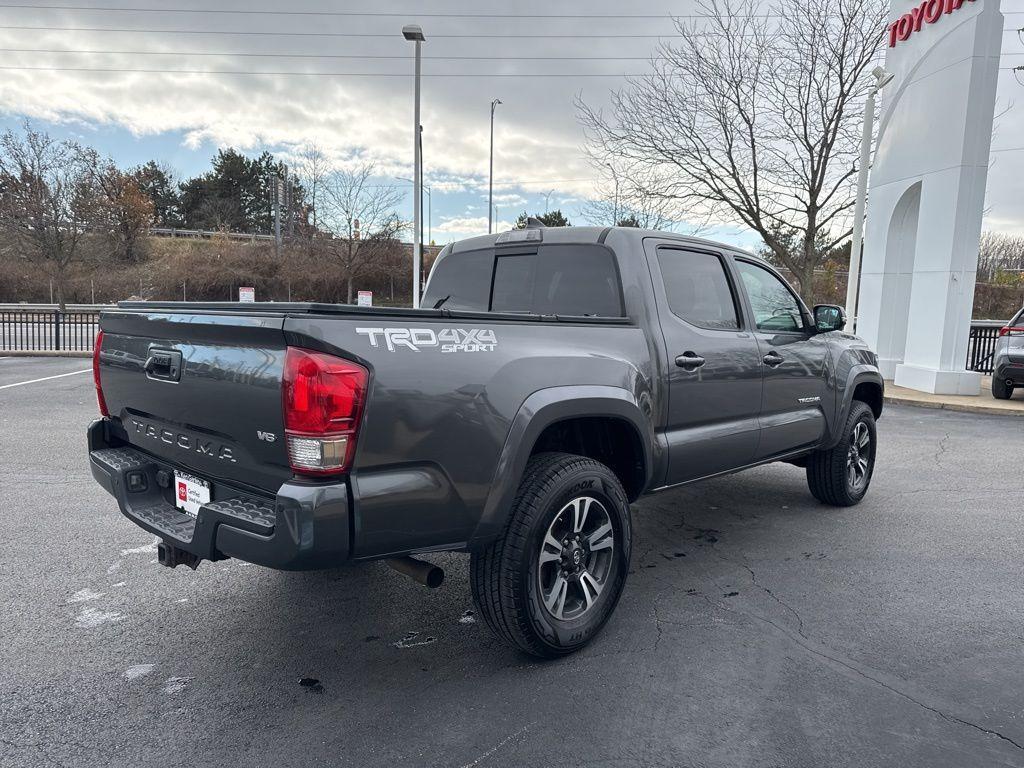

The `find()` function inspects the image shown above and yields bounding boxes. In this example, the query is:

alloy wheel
[537,496,616,621]
[847,420,871,492]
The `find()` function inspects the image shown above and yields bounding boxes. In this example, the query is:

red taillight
[999,326,1024,337]
[93,330,109,417]
[282,347,367,475]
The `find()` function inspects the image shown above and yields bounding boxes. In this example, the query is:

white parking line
[0,369,91,390]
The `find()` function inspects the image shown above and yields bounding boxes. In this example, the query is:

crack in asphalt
[458,722,536,768]
[704,588,1024,756]
[736,560,808,640]
[651,599,666,652]
[635,511,1024,758]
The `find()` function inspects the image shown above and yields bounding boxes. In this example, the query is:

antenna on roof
[524,217,547,229]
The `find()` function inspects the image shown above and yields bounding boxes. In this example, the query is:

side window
[735,260,805,333]
[422,250,493,311]
[656,248,740,330]
[425,244,624,316]
[491,245,623,316]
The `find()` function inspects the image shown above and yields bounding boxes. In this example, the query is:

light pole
[397,176,431,248]
[606,163,620,225]
[488,98,502,234]
[403,23,425,308]
[425,182,432,245]
[845,66,895,332]
[418,125,433,247]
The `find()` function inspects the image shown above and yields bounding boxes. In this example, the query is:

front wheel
[470,452,632,658]
[806,401,877,507]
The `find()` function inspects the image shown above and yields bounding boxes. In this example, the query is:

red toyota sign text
[889,0,976,47]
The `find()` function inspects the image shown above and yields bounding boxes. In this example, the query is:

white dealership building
[856,0,1004,394]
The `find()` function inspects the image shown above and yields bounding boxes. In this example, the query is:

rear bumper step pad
[88,419,352,570]
[90,446,275,544]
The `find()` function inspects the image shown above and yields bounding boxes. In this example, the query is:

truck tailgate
[98,309,291,493]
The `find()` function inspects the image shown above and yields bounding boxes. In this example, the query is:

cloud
[492,192,527,205]
[434,215,514,235]
[0,21,604,198]
[0,2,1018,241]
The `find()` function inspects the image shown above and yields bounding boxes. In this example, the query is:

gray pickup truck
[88,224,883,657]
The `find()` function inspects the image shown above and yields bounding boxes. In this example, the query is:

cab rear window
[423,244,624,317]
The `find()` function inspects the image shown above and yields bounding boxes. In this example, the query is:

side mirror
[813,304,847,333]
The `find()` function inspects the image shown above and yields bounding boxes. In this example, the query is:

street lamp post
[606,163,620,225]
[845,66,895,332]
[403,24,425,308]
[425,183,432,246]
[397,175,431,252]
[489,98,502,234]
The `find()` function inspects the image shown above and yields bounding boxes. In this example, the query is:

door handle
[144,349,182,381]
[675,352,706,370]
[762,351,784,368]
[144,355,170,375]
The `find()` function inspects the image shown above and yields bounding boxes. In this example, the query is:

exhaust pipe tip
[386,556,444,589]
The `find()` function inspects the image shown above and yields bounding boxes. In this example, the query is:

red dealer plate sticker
[174,471,210,518]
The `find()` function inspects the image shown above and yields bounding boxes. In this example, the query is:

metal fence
[0,307,1012,372]
[0,308,103,353]
[966,320,1005,375]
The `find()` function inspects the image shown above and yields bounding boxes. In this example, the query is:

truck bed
[96,301,649,561]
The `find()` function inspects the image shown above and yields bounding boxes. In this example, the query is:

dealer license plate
[174,471,210,518]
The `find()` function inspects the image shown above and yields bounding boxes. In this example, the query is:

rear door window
[425,244,624,316]
[656,248,740,330]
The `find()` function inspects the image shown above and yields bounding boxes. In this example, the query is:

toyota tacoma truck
[88,224,883,657]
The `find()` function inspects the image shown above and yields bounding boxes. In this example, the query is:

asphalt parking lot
[2,356,1024,768]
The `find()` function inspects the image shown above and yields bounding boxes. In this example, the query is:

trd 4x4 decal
[356,327,498,353]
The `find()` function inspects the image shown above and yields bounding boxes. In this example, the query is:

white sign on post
[239,287,255,303]
[357,291,372,307]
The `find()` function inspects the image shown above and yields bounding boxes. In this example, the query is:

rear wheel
[470,452,632,658]
[806,401,877,507]
[992,377,1014,400]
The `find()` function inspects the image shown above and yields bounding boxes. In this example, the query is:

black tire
[806,401,877,507]
[470,452,632,658]
[992,378,1013,400]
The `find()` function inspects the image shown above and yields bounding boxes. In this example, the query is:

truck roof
[449,225,759,261]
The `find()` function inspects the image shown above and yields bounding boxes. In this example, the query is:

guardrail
[149,227,276,242]
[1,309,102,353]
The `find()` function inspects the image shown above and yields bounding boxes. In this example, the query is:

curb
[884,394,1024,417]
[0,350,92,359]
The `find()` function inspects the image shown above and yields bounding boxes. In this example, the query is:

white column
[859,0,1003,395]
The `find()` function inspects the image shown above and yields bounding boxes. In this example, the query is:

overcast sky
[0,0,1021,247]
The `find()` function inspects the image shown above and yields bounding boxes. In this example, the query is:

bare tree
[582,166,688,230]
[320,163,405,304]
[98,162,154,263]
[0,123,103,309]
[977,231,1024,282]
[295,143,330,235]
[577,0,887,301]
